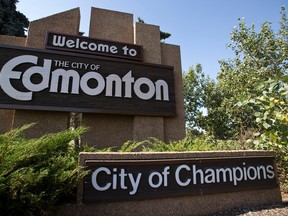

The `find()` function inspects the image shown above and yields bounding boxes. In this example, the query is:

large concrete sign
[83,156,278,202]
[0,44,175,116]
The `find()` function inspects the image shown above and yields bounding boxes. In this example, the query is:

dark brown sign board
[45,32,143,61]
[83,156,278,203]
[0,44,175,116]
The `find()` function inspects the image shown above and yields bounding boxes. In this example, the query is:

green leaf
[256,118,262,123]
[253,105,261,112]
[281,74,288,84]
[263,122,271,129]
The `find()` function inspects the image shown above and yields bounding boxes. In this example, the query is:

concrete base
[53,188,281,216]
[0,110,14,133]
[52,150,282,216]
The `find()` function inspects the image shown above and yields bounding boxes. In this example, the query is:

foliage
[241,76,288,186]
[247,77,288,149]
[182,7,288,187]
[0,124,87,216]
[101,136,239,153]
[183,64,205,130]
[187,6,288,140]
[183,64,213,132]
[0,0,29,36]
[182,64,238,139]
[142,137,217,152]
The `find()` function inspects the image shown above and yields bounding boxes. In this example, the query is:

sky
[17,0,287,80]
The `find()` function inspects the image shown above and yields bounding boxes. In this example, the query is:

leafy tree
[183,64,208,132]
[0,0,29,36]
[248,76,288,149]
[242,75,288,188]
[207,6,288,140]
[183,64,235,139]
[200,81,234,140]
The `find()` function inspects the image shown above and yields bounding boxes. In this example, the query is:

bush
[115,136,240,152]
[239,76,288,190]
[0,124,86,216]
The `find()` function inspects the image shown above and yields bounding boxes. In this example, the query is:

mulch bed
[208,193,288,216]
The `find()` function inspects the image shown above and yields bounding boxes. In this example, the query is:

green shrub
[0,124,86,216]
[115,136,239,152]
[238,76,288,191]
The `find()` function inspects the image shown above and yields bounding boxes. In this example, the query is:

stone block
[26,8,80,48]
[0,35,26,46]
[82,7,134,147]
[89,7,133,43]
[72,151,282,216]
[161,43,186,142]
[82,114,133,148]
[12,8,81,137]
[0,35,26,133]
[133,22,164,141]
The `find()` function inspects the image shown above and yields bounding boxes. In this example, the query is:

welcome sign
[45,32,143,61]
[83,156,278,202]
[0,44,175,116]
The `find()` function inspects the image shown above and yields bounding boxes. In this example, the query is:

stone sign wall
[0,7,185,147]
[74,151,282,216]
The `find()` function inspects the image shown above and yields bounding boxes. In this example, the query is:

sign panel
[0,45,175,116]
[83,157,278,202]
[45,32,143,61]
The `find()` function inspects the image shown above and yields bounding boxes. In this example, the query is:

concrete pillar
[161,44,186,141]
[82,8,134,148]
[0,35,26,46]
[26,8,80,48]
[0,110,15,134]
[133,22,164,141]
[89,7,133,43]
[0,35,26,134]
[12,8,80,137]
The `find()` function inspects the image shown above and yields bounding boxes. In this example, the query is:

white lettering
[80,41,88,49]
[266,165,275,179]
[122,70,134,98]
[91,167,142,195]
[51,34,139,57]
[66,39,75,48]
[110,46,118,54]
[98,44,109,52]
[155,80,169,101]
[22,59,51,93]
[91,167,111,191]
[0,55,170,102]
[128,48,137,56]
[193,165,204,184]
[105,74,122,97]
[0,55,36,101]
[80,72,105,96]
[216,168,233,183]
[204,168,216,184]
[175,164,191,186]
[134,78,155,100]
[148,172,162,188]
[247,166,258,180]
[88,43,97,51]
[50,69,80,94]
[232,167,243,185]
[129,173,142,195]
[52,35,65,47]
[162,166,170,187]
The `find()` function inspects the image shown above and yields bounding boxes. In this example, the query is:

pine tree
[0,0,29,36]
